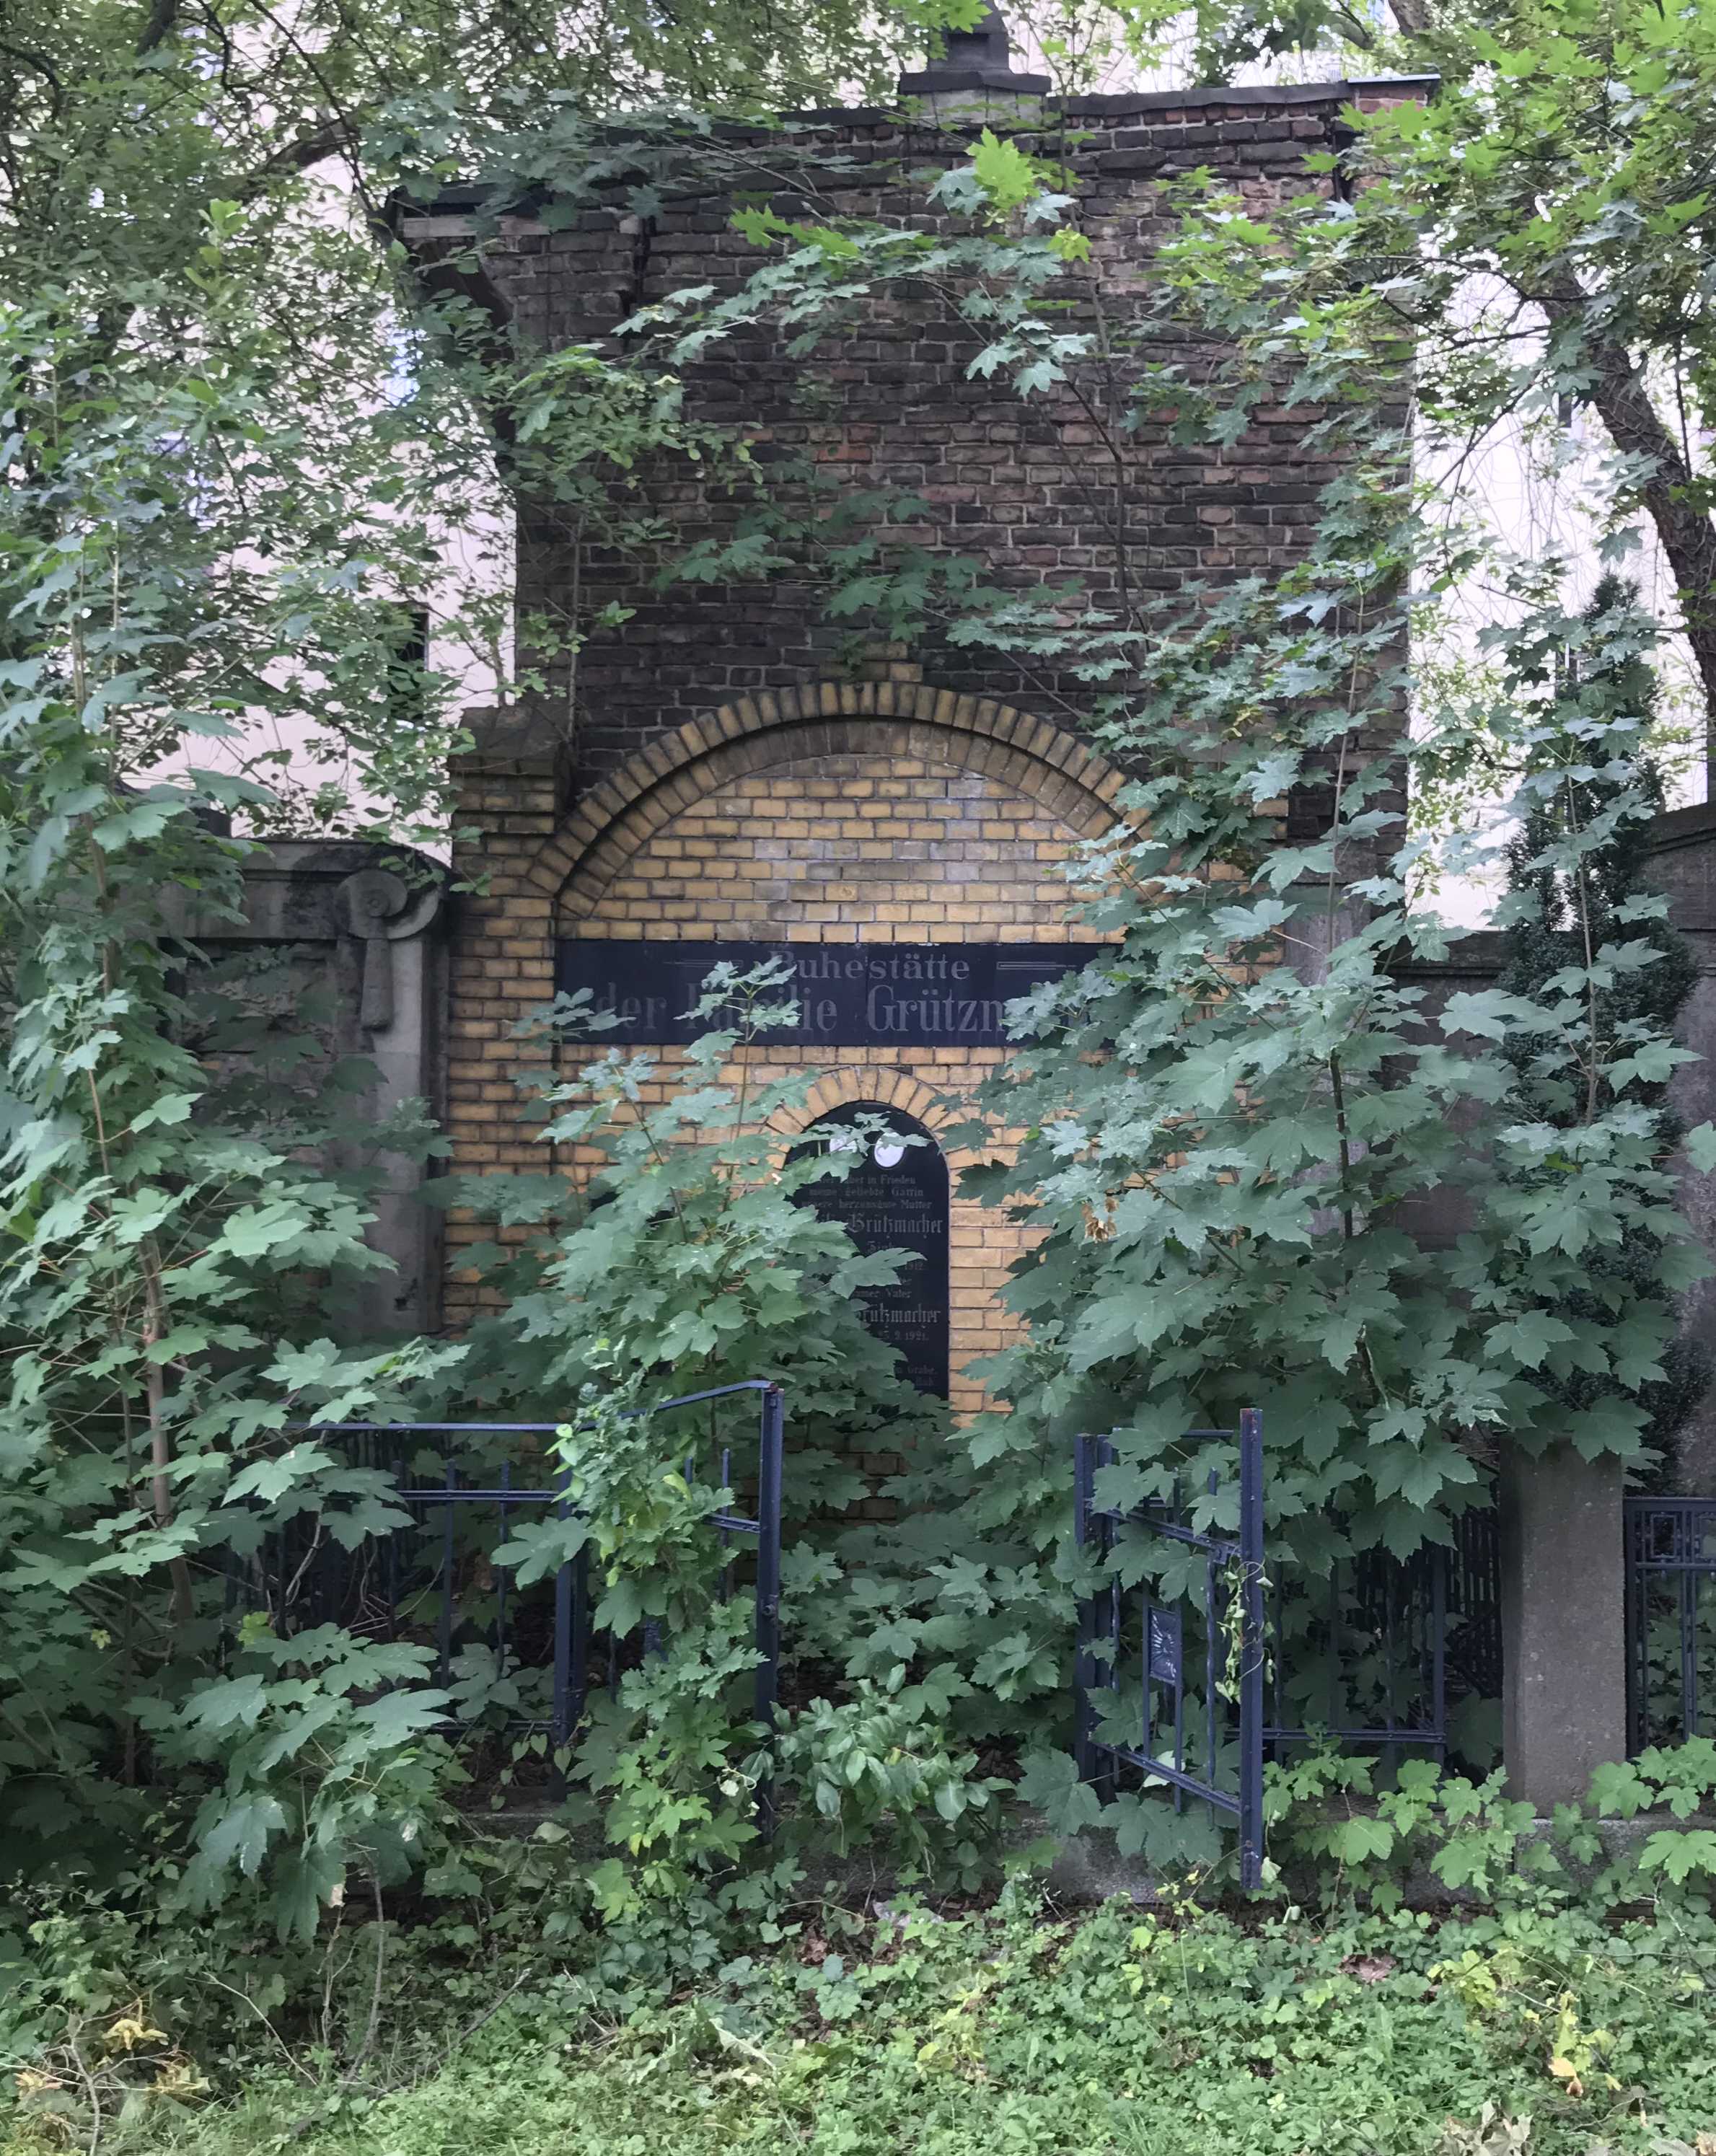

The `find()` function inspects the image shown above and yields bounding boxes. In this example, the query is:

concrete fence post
[1499,1445,1629,1808]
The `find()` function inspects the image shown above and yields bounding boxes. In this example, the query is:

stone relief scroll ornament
[333,866,443,1034]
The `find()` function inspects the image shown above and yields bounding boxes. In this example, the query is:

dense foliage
[0,0,974,1952]
[537,105,1716,1817]
[1497,576,1707,1463]
[6,0,1716,2087]
[15,1761,1716,2156]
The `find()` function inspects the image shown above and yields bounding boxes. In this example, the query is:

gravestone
[557,937,1091,1048]
[795,1103,951,1396]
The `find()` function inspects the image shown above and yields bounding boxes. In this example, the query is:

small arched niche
[791,1101,950,1399]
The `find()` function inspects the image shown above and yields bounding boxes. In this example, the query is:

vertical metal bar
[721,1444,734,1602]
[495,1460,511,1681]
[552,1457,579,1761]
[1204,1466,1219,1810]
[1140,1587,1152,1774]
[1168,1471,1184,1813]
[1430,1543,1448,1758]
[571,1540,590,1730]
[1236,1407,1265,1893]
[382,1454,399,1644]
[1140,1603,1156,1770]
[1172,1625,1187,1816]
[1699,1509,1707,1742]
[1073,1433,1098,1787]
[1683,1508,1699,1746]
[1383,1554,1397,1741]
[753,1385,785,1838]
[1104,1438,1121,1799]
[1638,1500,1647,1751]
[438,1458,457,1689]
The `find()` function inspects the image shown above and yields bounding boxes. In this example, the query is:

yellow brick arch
[523,681,1129,917]
[762,1063,951,1142]
[520,683,1123,1415]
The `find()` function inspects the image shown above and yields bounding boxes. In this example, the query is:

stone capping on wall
[519,681,1134,917]
[397,75,1443,229]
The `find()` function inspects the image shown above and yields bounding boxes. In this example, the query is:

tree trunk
[1542,289,1716,778]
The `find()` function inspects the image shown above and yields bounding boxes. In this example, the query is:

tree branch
[1541,282,1716,780]
[136,0,180,57]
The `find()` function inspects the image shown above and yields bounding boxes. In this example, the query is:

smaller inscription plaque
[794,1104,950,1397]
[556,938,1091,1048]
[1147,1606,1184,1690]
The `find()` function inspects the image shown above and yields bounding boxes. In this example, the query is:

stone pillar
[331,865,449,1336]
[167,841,451,1335]
[1499,1445,1628,1808]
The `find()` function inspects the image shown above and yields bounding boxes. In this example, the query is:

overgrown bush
[14,1844,1716,2155]
[431,963,1000,1909]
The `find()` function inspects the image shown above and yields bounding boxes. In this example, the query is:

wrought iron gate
[1073,1410,1266,1890]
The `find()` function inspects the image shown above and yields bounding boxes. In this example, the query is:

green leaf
[1637,1829,1716,1885]
[1486,1309,1575,1370]
[219,1202,313,1259]
[180,1675,269,1732]
[201,1795,287,1878]
[1327,1814,1395,1865]
[1016,1748,1105,1837]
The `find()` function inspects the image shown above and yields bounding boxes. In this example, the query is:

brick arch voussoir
[528,682,1130,918]
[765,1065,946,1138]
[761,1065,990,1174]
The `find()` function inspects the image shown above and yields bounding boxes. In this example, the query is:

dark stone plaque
[793,1103,950,1397]
[555,938,1090,1047]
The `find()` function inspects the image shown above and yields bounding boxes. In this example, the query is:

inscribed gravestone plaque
[555,938,1091,1047]
[793,1103,950,1397]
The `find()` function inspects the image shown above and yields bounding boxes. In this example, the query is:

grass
[17,1888,1716,2156]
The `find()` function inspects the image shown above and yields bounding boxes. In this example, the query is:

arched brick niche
[442,684,1126,1413]
[531,684,1127,926]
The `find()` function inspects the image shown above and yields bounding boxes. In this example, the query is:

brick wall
[466,82,1398,783]
[441,682,1125,1412]
[415,79,1425,1407]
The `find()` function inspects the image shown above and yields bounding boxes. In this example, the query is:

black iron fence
[229,1382,786,1759]
[1073,1416,1508,1884]
[1073,1416,1267,1890]
[1626,1495,1716,1751]
[1265,1507,1502,1760]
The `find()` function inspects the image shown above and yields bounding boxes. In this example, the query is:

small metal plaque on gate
[1147,1606,1183,1689]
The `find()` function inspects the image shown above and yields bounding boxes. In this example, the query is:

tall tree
[1127,0,1716,780]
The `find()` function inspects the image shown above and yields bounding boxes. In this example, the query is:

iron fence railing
[1626,1495,1716,1752]
[229,1382,786,1764]
[1073,1416,1507,1886]
[1073,1415,1266,1891]
[1265,1507,1501,1759]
